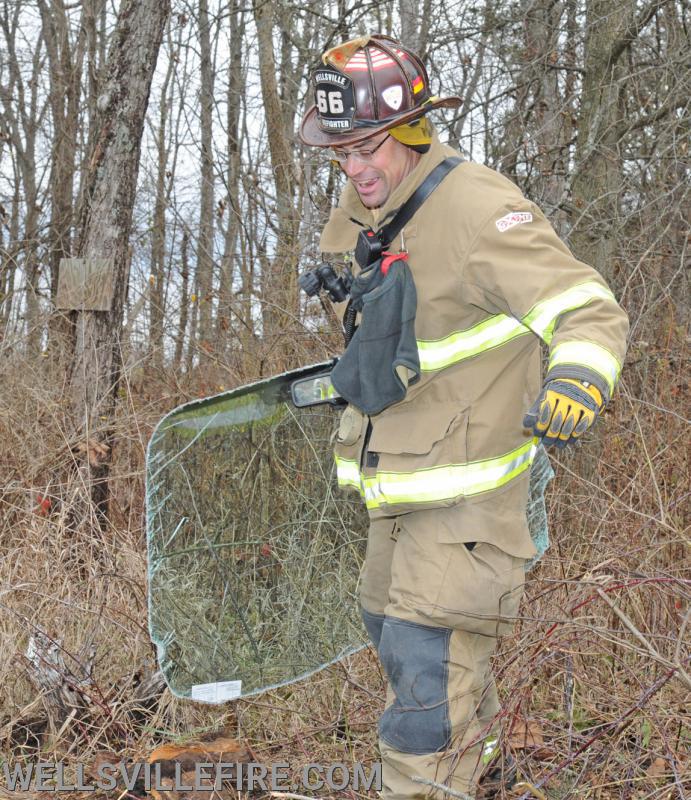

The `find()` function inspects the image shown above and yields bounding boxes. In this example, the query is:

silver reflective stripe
[335,456,361,490]
[336,441,537,509]
[549,340,622,394]
[522,281,616,343]
[363,441,536,510]
[417,315,529,372]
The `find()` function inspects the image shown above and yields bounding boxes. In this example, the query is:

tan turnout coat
[320,131,629,558]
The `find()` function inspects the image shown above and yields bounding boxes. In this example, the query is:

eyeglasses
[331,134,390,164]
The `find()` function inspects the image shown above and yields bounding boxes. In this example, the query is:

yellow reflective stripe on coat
[335,456,361,490]
[363,440,536,509]
[521,281,616,343]
[416,280,617,372]
[549,340,622,394]
[336,441,536,508]
[417,314,529,371]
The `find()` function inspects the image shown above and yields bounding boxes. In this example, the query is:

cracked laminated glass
[146,362,368,701]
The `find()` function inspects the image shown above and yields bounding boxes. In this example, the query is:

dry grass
[0,312,688,799]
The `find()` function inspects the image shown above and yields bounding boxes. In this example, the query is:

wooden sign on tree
[55,257,115,311]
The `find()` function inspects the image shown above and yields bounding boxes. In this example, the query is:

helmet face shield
[300,34,462,148]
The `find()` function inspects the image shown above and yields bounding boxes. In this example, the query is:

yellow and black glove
[523,379,604,448]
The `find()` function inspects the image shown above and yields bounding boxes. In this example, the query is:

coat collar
[340,129,456,225]
[320,128,459,254]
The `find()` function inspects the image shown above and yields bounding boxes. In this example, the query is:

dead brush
[0,316,688,799]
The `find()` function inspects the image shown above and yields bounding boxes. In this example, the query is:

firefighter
[299,35,628,799]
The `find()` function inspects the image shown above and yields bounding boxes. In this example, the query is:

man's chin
[354,178,387,209]
[356,189,386,209]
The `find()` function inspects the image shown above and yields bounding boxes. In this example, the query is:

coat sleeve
[461,199,629,403]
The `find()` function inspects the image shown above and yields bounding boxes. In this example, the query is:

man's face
[334,133,421,209]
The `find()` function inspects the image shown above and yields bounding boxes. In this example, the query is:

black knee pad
[378,616,452,754]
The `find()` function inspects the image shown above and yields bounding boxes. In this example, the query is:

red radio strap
[381,251,408,276]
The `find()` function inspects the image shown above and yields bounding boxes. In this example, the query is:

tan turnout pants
[359,507,526,799]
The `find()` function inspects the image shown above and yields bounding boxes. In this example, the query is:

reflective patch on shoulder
[495,211,533,232]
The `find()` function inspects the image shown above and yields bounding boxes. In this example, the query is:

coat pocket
[368,401,468,467]
[430,541,526,636]
[364,402,469,515]
[333,405,369,494]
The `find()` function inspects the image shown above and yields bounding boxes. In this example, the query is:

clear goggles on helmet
[330,134,390,164]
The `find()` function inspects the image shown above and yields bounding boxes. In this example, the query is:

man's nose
[341,154,366,178]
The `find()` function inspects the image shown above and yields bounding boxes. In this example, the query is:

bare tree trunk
[185,269,199,373]
[196,0,216,358]
[399,0,432,56]
[0,191,12,336]
[525,0,571,233]
[74,0,108,268]
[0,2,45,353]
[0,169,21,335]
[149,35,175,369]
[68,0,170,520]
[174,226,190,372]
[39,0,84,296]
[449,0,490,152]
[39,0,87,352]
[569,0,636,280]
[84,0,100,136]
[252,0,299,369]
[217,0,245,354]
[238,142,257,353]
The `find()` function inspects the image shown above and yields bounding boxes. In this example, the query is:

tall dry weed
[0,310,687,798]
